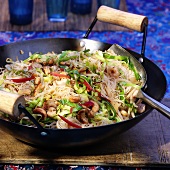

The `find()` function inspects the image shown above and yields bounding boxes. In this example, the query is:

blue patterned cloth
[0,0,170,169]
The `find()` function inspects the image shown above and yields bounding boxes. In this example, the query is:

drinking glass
[46,0,69,22]
[98,0,120,9]
[8,0,33,25]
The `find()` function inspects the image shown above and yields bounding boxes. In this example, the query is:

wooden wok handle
[0,90,25,118]
[97,6,148,32]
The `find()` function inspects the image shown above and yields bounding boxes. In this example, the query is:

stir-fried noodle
[0,49,146,129]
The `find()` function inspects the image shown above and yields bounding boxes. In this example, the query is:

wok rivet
[41,131,47,136]
[80,41,85,48]
[139,57,144,63]
[144,84,147,90]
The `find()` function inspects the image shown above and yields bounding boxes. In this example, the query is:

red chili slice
[59,68,65,71]
[51,72,70,78]
[83,80,93,91]
[58,115,82,129]
[7,75,35,83]
[70,107,73,113]
[82,101,94,108]
[95,90,111,102]
[28,65,33,70]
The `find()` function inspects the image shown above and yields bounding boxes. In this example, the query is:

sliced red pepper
[7,75,35,83]
[59,68,65,71]
[70,107,73,113]
[82,101,94,108]
[83,80,93,91]
[101,95,111,102]
[95,90,101,97]
[28,65,33,70]
[95,90,111,102]
[58,115,82,128]
[51,72,70,78]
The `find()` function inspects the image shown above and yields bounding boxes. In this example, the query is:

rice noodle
[0,49,145,129]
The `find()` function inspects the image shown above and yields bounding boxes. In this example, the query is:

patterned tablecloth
[1,0,170,169]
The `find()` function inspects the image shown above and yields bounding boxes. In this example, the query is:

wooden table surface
[0,0,127,31]
[0,99,169,168]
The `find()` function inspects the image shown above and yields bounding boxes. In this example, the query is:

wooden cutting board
[0,99,169,168]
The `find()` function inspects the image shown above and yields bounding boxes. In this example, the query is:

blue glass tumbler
[8,0,33,25]
[98,0,120,9]
[46,0,69,22]
[71,0,92,15]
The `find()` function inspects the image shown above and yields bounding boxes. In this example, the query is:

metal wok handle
[138,90,170,119]
[18,104,49,136]
[84,6,148,57]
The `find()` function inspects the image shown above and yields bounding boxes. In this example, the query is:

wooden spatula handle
[97,6,148,32]
[0,90,25,117]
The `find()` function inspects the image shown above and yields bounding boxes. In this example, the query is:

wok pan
[0,6,167,149]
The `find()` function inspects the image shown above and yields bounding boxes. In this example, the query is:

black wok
[0,37,167,148]
[0,6,167,149]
